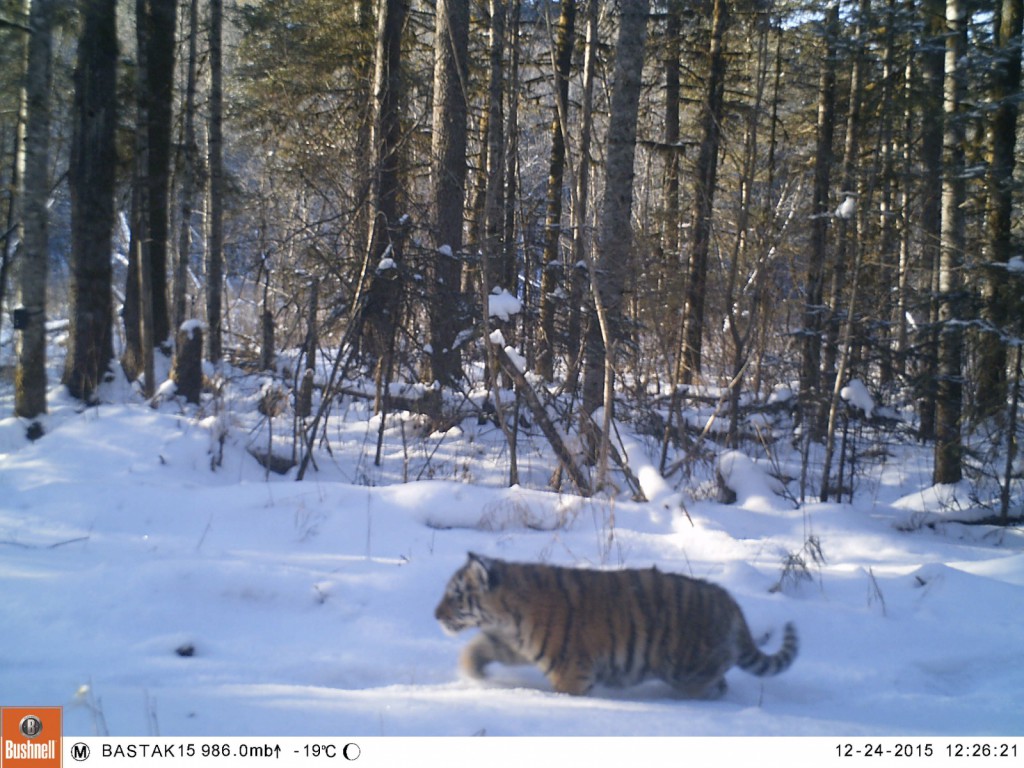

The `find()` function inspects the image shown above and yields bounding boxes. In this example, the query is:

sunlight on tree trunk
[933,0,967,486]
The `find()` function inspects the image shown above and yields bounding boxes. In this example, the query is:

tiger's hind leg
[547,663,597,696]
[460,633,529,679]
[699,677,728,699]
[663,673,728,700]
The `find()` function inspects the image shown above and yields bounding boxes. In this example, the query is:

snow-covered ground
[2,357,1023,738]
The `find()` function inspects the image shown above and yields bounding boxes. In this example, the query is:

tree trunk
[173,0,199,334]
[366,0,407,271]
[724,10,771,449]
[122,0,148,384]
[823,0,866,398]
[799,0,839,433]
[360,0,408,395]
[124,0,175,384]
[297,277,319,419]
[536,0,575,381]
[502,0,520,305]
[874,0,901,387]
[917,0,945,442]
[207,0,224,363]
[566,0,600,391]
[582,0,649,417]
[0,7,31,355]
[480,0,506,291]
[426,0,469,394]
[977,0,1023,418]
[894,48,915,383]
[172,322,203,405]
[122,167,144,380]
[680,0,728,383]
[64,0,118,403]
[659,0,683,397]
[662,0,681,265]
[14,0,53,422]
[129,0,159,396]
[146,0,175,348]
[933,0,967,485]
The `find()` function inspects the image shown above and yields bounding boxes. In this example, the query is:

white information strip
[61,736,1022,767]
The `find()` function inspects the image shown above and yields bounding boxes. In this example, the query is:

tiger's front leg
[460,633,529,679]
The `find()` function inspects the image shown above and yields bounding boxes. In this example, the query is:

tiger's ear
[467,551,500,589]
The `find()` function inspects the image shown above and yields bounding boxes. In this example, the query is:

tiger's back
[435,552,798,697]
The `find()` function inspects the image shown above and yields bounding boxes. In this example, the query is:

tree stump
[296,368,314,419]
[260,309,275,371]
[173,320,205,404]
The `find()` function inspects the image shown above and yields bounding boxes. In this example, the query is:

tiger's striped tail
[738,622,798,677]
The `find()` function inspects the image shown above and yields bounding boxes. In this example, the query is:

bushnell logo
[1,707,62,768]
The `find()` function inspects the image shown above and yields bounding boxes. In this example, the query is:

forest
[1,0,1023,514]
[3,0,1024,739]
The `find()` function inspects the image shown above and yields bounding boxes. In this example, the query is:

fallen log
[491,343,592,497]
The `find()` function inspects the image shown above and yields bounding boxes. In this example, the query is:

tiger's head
[435,552,500,635]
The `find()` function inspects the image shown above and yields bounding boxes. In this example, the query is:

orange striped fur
[435,552,797,697]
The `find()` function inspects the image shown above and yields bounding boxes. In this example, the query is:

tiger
[435,552,798,698]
